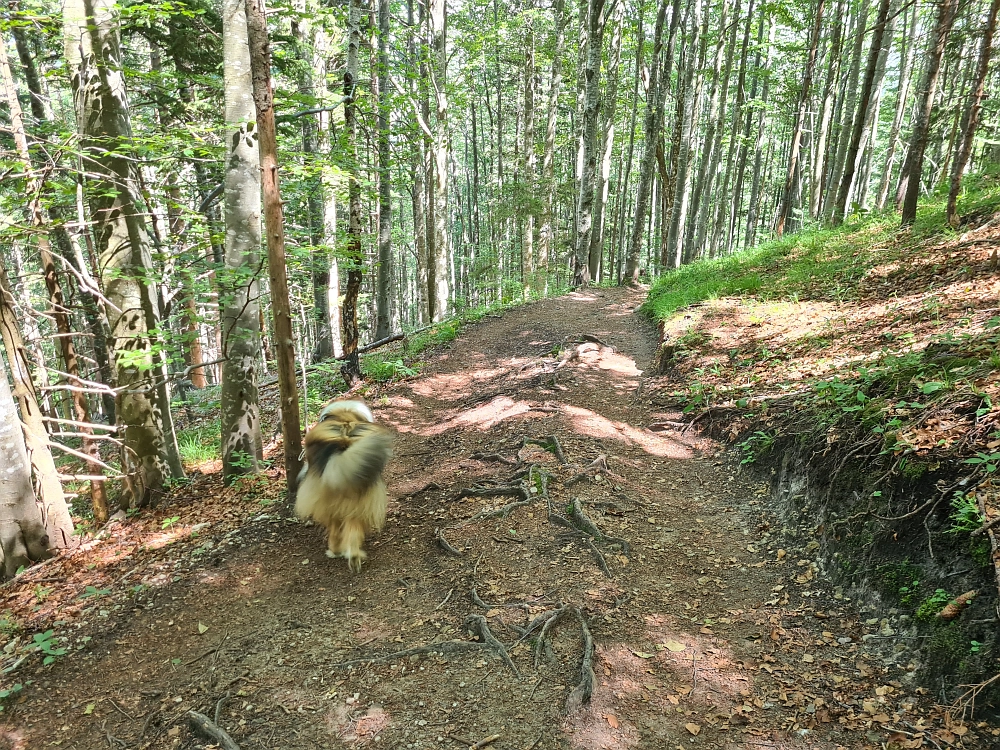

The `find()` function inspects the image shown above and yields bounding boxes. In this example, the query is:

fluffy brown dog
[295,400,393,572]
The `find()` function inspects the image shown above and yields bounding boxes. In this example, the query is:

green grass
[644,173,1000,324]
[176,424,221,465]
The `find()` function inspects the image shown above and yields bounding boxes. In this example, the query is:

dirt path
[7,288,970,749]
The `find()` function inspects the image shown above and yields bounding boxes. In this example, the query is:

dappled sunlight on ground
[560,404,693,458]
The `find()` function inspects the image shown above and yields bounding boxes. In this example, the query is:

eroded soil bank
[2,287,995,749]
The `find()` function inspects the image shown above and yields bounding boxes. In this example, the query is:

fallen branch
[188,710,241,750]
[471,451,519,466]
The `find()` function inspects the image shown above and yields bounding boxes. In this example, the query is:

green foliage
[738,430,775,465]
[362,356,418,383]
[176,425,221,466]
[161,515,181,530]
[946,493,984,535]
[916,589,951,622]
[27,630,67,666]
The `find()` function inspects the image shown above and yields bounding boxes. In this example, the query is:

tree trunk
[832,0,892,224]
[810,0,844,218]
[538,0,567,294]
[775,0,825,237]
[745,19,775,248]
[0,263,74,550]
[588,0,624,280]
[685,1,732,260]
[220,0,264,482]
[64,0,182,507]
[875,3,917,212]
[0,32,108,521]
[821,0,868,221]
[946,0,1000,228]
[520,19,537,297]
[245,0,303,492]
[0,346,53,579]
[571,0,609,287]
[375,0,395,338]
[429,0,450,319]
[898,0,957,225]
[624,0,678,283]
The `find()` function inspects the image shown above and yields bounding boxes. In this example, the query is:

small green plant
[964,451,1000,474]
[969,640,982,655]
[362,357,418,383]
[947,492,984,534]
[738,430,775,464]
[0,682,24,711]
[916,589,952,621]
[161,516,180,530]
[79,585,111,599]
[27,630,67,665]
[177,425,221,465]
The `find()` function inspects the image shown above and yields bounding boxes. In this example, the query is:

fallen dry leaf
[685,723,701,736]
[606,714,620,729]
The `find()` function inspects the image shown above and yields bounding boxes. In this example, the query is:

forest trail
[7,288,964,749]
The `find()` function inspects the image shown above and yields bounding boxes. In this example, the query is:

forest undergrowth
[646,179,1000,710]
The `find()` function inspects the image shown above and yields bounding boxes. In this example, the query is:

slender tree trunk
[775,0,825,237]
[624,0,678,283]
[538,0,567,294]
[898,0,957,225]
[520,18,537,297]
[429,0,450,319]
[572,0,609,287]
[666,0,708,267]
[588,1,624,280]
[822,0,868,221]
[946,0,1000,227]
[245,0,303,491]
[810,0,843,218]
[220,0,264,482]
[876,2,917,212]
[375,0,394,338]
[832,0,891,224]
[745,19,775,247]
[64,0,183,507]
[686,1,732,260]
[616,3,643,273]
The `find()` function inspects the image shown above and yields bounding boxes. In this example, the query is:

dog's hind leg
[325,523,342,560]
[339,518,367,573]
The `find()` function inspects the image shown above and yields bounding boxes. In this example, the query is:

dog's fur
[294,400,393,572]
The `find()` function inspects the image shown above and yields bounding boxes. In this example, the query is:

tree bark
[520,18,537,297]
[538,0,567,294]
[0,346,52,580]
[775,0,825,237]
[832,0,891,224]
[220,0,264,482]
[897,0,957,226]
[375,0,395,338]
[571,0,609,287]
[588,0,624,281]
[624,0,678,283]
[64,0,183,507]
[875,3,917,212]
[946,0,1000,228]
[429,0,450,319]
[0,31,108,521]
[245,0,303,491]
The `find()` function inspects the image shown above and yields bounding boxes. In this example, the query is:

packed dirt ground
[1,287,997,749]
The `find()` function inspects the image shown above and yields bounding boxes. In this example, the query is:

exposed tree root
[464,614,519,676]
[521,435,567,464]
[564,607,596,714]
[471,451,519,466]
[580,334,614,350]
[188,710,241,750]
[533,605,571,668]
[436,530,462,557]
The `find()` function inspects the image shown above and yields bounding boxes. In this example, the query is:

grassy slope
[645,178,1000,695]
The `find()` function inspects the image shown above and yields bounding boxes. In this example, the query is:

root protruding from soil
[521,435,567,464]
[464,614,519,675]
[564,607,596,714]
[188,710,241,750]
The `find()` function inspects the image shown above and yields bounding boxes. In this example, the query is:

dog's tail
[320,423,394,493]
